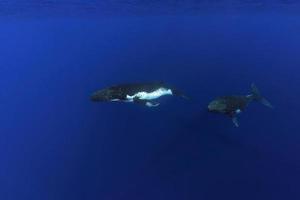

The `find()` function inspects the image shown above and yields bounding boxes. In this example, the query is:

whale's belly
[126,88,173,101]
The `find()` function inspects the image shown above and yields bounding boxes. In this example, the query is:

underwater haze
[1,1,300,200]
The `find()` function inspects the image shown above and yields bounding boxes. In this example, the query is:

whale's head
[208,99,227,113]
[90,88,115,102]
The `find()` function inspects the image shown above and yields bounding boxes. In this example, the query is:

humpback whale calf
[208,83,273,127]
[91,82,188,107]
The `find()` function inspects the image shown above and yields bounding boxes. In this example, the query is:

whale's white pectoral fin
[232,117,239,127]
[146,102,160,107]
[133,97,160,107]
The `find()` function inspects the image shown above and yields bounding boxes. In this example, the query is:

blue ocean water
[1,1,300,200]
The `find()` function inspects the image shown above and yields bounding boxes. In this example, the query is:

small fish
[208,83,273,127]
[90,82,188,107]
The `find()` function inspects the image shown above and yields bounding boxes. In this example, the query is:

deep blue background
[1,2,300,200]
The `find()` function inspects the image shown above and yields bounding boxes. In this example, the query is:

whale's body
[91,82,186,107]
[208,84,273,127]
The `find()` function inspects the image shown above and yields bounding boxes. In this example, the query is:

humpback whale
[208,83,273,127]
[91,82,187,107]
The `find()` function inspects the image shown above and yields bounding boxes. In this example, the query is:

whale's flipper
[133,98,160,107]
[145,102,160,107]
[251,83,273,109]
[232,117,239,127]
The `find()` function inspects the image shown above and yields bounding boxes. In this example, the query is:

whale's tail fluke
[250,83,273,109]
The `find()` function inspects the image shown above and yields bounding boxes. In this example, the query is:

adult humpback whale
[208,83,273,127]
[91,82,188,107]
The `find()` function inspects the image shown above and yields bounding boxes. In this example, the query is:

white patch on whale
[126,87,173,101]
[235,109,242,114]
[146,102,160,107]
